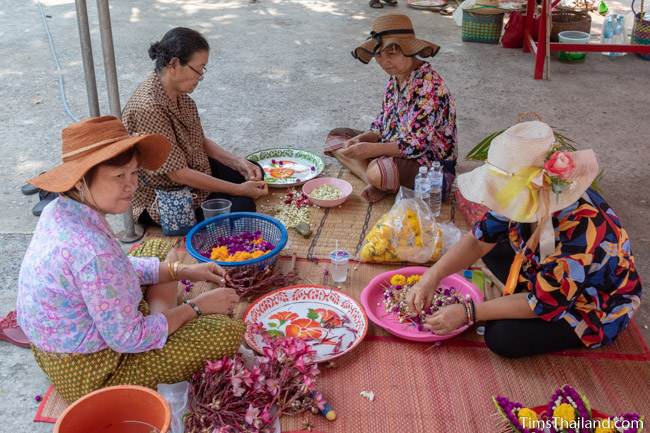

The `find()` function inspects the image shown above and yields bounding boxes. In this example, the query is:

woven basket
[632,0,650,60]
[185,212,288,270]
[462,10,505,44]
[551,7,592,42]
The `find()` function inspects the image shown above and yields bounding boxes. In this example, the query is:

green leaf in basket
[465,129,504,161]
[307,309,319,320]
[267,329,285,337]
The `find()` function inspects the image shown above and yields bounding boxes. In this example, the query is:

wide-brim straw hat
[457,121,599,224]
[30,116,171,192]
[352,14,440,64]
[465,0,510,15]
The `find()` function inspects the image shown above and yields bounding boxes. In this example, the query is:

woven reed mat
[280,338,650,433]
[256,166,465,261]
[33,254,650,423]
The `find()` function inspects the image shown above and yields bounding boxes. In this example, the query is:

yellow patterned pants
[32,314,246,403]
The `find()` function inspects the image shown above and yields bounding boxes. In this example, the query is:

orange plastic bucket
[53,385,171,433]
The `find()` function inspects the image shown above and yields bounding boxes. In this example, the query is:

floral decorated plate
[360,266,484,343]
[243,285,368,363]
[246,148,324,188]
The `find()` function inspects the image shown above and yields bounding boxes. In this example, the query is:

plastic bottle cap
[463,270,473,279]
[419,166,428,174]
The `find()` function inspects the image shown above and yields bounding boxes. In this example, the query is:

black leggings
[139,158,257,226]
[480,241,583,358]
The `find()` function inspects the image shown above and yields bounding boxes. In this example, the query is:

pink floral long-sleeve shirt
[16,197,168,354]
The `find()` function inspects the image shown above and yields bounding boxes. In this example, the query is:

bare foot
[361,185,387,203]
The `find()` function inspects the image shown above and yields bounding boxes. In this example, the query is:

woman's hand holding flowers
[423,304,467,335]
[180,262,227,285]
[192,287,240,316]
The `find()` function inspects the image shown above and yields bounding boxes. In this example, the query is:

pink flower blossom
[265,378,280,396]
[544,151,575,180]
[206,359,225,373]
[245,404,261,427]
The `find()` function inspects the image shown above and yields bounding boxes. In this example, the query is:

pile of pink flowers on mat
[493,384,644,433]
[185,328,323,433]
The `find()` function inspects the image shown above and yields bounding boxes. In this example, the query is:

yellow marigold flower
[390,274,407,286]
[210,246,229,261]
[407,275,422,285]
[553,403,576,426]
[517,408,538,429]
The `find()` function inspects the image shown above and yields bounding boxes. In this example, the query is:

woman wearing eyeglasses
[123,27,268,226]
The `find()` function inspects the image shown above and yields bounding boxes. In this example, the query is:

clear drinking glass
[201,198,232,220]
[329,250,350,284]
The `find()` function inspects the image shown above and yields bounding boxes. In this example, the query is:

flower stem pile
[225,264,298,300]
[185,331,322,433]
[383,274,469,332]
[267,189,311,229]
[210,231,275,262]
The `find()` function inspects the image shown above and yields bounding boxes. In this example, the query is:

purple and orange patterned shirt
[17,197,168,354]
[370,62,457,167]
[473,189,642,348]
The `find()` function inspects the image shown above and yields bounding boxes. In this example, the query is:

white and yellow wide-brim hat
[458,121,599,225]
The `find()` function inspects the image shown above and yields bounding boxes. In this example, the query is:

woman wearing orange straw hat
[407,121,642,358]
[325,15,457,203]
[16,116,245,402]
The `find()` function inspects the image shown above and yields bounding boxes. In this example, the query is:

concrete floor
[0,0,649,431]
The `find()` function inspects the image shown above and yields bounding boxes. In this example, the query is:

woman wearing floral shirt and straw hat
[325,14,457,203]
[17,116,245,402]
[407,121,642,358]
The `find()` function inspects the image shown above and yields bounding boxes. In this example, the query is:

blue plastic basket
[185,212,288,270]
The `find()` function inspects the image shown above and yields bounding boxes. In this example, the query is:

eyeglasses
[187,64,207,80]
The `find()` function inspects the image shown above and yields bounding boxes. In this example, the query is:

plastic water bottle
[414,166,430,205]
[601,15,615,56]
[610,15,627,57]
[427,162,443,218]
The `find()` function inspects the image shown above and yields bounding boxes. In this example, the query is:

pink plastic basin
[360,266,484,342]
[302,177,353,208]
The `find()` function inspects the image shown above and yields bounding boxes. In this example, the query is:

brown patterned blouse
[123,72,211,223]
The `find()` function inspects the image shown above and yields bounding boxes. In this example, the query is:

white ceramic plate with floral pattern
[246,148,324,188]
[243,286,368,363]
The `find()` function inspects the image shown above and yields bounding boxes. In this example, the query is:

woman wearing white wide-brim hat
[407,121,642,358]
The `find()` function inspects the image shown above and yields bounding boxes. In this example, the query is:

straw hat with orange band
[457,121,600,296]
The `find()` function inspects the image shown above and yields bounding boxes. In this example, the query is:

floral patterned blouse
[473,189,642,348]
[370,62,457,168]
[16,197,168,354]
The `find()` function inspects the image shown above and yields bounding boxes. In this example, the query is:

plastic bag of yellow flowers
[360,191,443,264]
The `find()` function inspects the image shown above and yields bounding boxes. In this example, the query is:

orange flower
[285,318,322,340]
[315,308,343,327]
[269,311,299,324]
